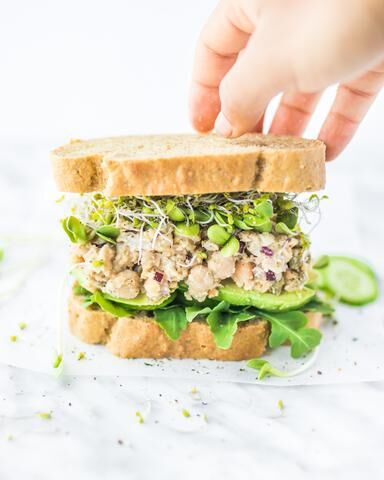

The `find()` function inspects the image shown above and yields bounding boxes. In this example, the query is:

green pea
[220,236,240,257]
[175,222,200,237]
[168,206,185,222]
[207,225,231,246]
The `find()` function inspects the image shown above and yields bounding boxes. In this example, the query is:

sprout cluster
[71,191,323,234]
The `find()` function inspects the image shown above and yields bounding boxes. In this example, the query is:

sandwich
[51,133,327,361]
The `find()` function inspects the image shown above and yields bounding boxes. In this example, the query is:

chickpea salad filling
[62,191,332,357]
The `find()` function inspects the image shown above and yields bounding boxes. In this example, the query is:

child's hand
[189,0,384,159]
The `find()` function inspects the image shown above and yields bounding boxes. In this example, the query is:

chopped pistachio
[18,322,27,330]
[77,352,85,361]
[37,412,52,420]
[135,411,144,424]
[277,399,284,410]
[91,259,104,268]
[182,409,191,418]
[9,335,17,342]
[190,387,199,394]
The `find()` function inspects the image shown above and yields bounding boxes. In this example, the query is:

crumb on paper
[277,399,284,410]
[18,322,27,330]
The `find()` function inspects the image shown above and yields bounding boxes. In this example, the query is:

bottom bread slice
[68,292,322,361]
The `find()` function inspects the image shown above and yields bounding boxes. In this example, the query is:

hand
[189,0,384,160]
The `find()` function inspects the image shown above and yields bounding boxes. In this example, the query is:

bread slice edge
[52,133,326,195]
[68,292,323,361]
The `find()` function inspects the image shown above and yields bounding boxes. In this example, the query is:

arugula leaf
[290,327,322,358]
[184,301,256,349]
[95,225,120,244]
[62,216,88,244]
[91,290,133,317]
[258,310,322,358]
[207,308,255,349]
[185,305,213,323]
[303,297,335,315]
[154,306,188,340]
[205,302,255,349]
[247,359,289,380]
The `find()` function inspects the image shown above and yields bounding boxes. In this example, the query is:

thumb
[215,36,288,137]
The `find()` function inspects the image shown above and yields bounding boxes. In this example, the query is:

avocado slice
[71,266,175,310]
[103,291,176,310]
[217,281,315,312]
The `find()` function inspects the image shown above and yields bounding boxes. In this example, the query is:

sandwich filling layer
[63,191,326,355]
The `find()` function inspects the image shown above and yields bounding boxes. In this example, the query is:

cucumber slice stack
[314,256,379,306]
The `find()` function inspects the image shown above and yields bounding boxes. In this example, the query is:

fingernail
[215,112,233,137]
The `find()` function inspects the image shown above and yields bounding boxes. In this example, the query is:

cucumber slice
[322,256,379,305]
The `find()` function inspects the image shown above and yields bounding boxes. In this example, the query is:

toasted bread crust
[68,293,322,360]
[52,134,326,195]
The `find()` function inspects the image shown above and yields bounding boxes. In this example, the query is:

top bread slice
[51,133,326,196]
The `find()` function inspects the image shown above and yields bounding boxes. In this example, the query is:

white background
[0,0,383,155]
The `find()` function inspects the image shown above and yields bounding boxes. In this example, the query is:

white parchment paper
[0,174,382,385]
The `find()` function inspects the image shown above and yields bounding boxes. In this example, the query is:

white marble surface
[0,140,383,480]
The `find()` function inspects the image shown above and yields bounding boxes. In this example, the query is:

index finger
[189,1,252,132]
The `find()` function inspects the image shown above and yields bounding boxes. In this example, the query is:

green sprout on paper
[52,353,63,369]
